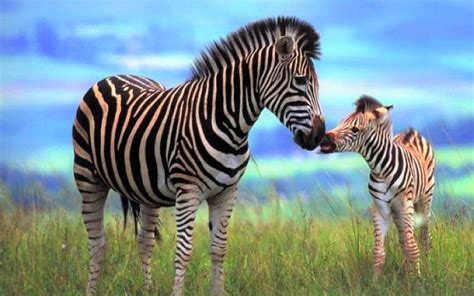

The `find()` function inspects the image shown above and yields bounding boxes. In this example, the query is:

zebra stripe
[73,17,325,295]
[320,95,435,277]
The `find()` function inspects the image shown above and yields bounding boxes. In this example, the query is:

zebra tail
[119,196,140,235]
[119,196,161,241]
[120,195,130,232]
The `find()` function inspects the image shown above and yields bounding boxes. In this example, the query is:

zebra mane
[190,16,321,80]
[398,127,418,144]
[355,95,383,113]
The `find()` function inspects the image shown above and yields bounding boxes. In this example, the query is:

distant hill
[0,164,68,208]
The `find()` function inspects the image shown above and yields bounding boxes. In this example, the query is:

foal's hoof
[211,288,227,296]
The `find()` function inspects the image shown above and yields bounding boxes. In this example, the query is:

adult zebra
[73,17,325,295]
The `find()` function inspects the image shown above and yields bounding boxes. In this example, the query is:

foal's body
[321,95,435,275]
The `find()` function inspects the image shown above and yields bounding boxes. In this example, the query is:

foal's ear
[275,36,295,61]
[368,105,394,121]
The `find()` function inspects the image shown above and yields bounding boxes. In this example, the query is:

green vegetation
[1,144,472,294]
[1,197,472,295]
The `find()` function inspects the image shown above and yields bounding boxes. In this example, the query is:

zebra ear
[276,36,295,60]
[370,105,393,120]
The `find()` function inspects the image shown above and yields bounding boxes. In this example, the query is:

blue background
[0,0,472,207]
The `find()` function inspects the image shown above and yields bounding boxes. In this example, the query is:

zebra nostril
[293,130,306,148]
[310,115,326,148]
[322,132,335,143]
[294,129,320,151]
[321,135,330,145]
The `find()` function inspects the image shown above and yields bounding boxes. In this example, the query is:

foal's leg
[392,212,405,249]
[371,203,390,275]
[420,190,434,252]
[401,195,421,276]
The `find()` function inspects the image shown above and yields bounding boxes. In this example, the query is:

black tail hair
[120,196,161,241]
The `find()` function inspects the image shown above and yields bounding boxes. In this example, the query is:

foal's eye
[294,75,308,86]
[351,126,360,133]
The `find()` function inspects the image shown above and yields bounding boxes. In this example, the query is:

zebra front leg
[371,204,389,276]
[137,205,160,290]
[401,197,421,277]
[172,190,201,296]
[81,189,109,295]
[207,189,237,295]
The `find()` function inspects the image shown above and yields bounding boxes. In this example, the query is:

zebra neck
[203,60,264,147]
[360,129,396,177]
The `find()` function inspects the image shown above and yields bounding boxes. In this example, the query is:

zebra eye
[351,126,360,133]
[294,75,308,86]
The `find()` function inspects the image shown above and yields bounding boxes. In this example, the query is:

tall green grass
[1,196,472,296]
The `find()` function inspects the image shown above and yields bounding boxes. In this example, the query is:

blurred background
[1,0,473,209]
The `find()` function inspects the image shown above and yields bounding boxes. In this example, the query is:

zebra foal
[320,95,435,276]
[73,17,325,295]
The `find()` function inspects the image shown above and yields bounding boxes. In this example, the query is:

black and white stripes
[73,17,325,295]
[320,95,435,276]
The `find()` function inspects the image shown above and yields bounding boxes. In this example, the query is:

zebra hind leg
[75,166,109,295]
[401,197,421,277]
[392,213,405,252]
[136,204,161,290]
[82,191,108,296]
[420,190,434,253]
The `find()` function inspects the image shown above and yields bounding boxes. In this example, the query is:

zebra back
[394,128,435,182]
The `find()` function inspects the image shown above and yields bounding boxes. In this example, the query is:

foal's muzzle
[319,132,337,154]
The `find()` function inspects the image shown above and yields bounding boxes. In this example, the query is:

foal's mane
[190,16,320,80]
[355,95,383,113]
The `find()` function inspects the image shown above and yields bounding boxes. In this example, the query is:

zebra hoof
[86,286,97,296]
[211,287,227,296]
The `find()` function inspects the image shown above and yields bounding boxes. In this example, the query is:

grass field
[1,196,472,296]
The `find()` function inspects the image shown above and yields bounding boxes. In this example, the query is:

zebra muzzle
[293,115,325,151]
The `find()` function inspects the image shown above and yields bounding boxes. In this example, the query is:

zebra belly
[168,157,248,199]
[370,181,397,221]
[369,176,399,209]
[103,169,176,206]
[91,139,177,207]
